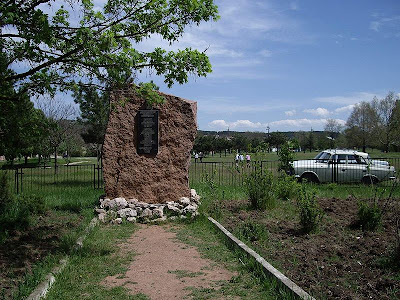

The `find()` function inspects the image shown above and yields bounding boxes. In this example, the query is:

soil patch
[220,196,400,299]
[103,224,236,299]
[0,211,82,299]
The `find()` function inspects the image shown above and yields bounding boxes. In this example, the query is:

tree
[1,0,219,100]
[74,85,110,161]
[306,129,315,152]
[324,119,343,149]
[36,97,77,168]
[231,134,249,153]
[389,99,400,151]
[371,92,399,152]
[0,88,49,164]
[267,132,287,150]
[345,101,378,152]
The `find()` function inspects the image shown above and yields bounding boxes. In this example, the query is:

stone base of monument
[95,189,201,224]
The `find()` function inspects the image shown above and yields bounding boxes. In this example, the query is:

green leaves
[1,0,219,97]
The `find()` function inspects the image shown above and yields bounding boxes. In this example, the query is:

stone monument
[102,85,197,204]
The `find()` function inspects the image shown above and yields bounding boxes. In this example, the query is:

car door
[315,152,331,182]
[330,154,347,183]
[343,154,367,182]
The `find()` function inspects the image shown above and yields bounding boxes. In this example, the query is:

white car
[292,149,396,184]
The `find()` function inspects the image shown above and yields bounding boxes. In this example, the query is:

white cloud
[285,109,296,116]
[334,105,355,113]
[208,118,347,132]
[314,92,380,105]
[369,15,400,36]
[370,21,381,32]
[208,119,265,131]
[303,107,330,117]
[270,118,346,130]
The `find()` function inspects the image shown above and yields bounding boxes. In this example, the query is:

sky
[9,0,400,132]
[135,0,400,132]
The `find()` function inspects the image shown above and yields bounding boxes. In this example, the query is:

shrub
[277,141,294,174]
[275,174,299,201]
[245,166,275,210]
[235,220,269,243]
[297,185,323,233]
[357,200,382,231]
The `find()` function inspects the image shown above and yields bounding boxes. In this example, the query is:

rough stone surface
[102,87,197,203]
[96,192,200,224]
[179,197,191,206]
[190,189,201,204]
[141,208,152,218]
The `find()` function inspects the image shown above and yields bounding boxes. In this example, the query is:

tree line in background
[1,90,399,165]
[194,92,400,155]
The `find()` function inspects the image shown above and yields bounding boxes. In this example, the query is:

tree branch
[4,47,81,82]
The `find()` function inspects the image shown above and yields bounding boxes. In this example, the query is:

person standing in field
[235,153,239,167]
[194,153,199,163]
[239,154,244,165]
[246,153,251,167]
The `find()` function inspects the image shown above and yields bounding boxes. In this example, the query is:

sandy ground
[103,224,236,299]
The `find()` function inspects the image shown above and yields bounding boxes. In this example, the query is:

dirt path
[103,224,236,299]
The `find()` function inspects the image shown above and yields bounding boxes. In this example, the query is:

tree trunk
[54,146,57,174]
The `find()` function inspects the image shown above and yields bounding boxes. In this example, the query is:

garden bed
[217,195,400,299]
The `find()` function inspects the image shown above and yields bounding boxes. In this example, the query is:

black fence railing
[188,158,400,186]
[1,157,399,194]
[0,163,103,194]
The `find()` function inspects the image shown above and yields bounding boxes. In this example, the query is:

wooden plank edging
[208,216,316,300]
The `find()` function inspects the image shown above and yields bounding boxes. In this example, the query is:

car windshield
[314,151,331,163]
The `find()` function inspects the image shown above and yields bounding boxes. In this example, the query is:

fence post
[20,168,23,193]
[15,168,19,194]
[93,164,96,189]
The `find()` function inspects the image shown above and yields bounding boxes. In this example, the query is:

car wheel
[300,173,319,184]
[361,176,379,185]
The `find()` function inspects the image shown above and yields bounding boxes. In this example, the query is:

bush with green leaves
[277,141,294,174]
[235,220,269,243]
[297,185,324,233]
[275,173,299,201]
[245,165,275,210]
[357,200,382,231]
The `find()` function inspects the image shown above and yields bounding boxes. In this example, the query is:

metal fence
[188,158,400,186]
[0,164,103,194]
[1,157,399,194]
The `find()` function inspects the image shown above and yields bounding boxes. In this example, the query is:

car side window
[337,154,346,164]
[317,152,331,163]
[347,155,358,164]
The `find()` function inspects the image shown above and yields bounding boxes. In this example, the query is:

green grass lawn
[1,186,103,299]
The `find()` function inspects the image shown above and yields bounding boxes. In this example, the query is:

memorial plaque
[137,110,159,155]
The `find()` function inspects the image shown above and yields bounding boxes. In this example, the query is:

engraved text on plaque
[137,110,159,155]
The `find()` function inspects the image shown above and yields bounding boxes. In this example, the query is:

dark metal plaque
[137,110,159,155]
